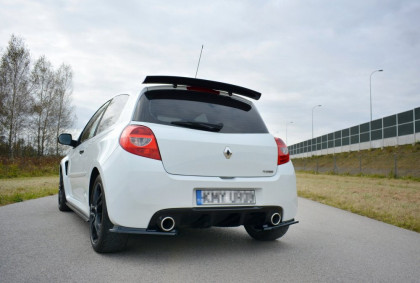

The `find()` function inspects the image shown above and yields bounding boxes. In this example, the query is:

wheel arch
[59,156,69,176]
[59,157,70,197]
[89,167,101,205]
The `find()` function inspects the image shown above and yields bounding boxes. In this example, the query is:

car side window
[96,94,129,135]
[79,101,110,143]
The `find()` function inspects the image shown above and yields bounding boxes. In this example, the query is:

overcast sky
[1,0,419,145]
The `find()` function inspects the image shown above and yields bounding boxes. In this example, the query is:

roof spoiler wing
[143,76,261,100]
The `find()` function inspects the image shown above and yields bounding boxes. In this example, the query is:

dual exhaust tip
[270,212,281,226]
[158,216,175,232]
[158,212,281,231]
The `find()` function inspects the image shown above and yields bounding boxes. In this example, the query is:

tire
[90,175,128,253]
[58,170,71,212]
[244,224,289,241]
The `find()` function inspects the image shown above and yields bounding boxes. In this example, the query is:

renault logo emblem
[224,147,232,159]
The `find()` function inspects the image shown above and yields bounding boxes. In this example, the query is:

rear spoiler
[143,76,261,100]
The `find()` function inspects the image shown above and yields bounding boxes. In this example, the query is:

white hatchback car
[58,76,298,253]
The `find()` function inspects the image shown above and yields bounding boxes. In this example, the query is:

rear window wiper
[171,121,223,132]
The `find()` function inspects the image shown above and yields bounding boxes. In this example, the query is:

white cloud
[1,0,419,145]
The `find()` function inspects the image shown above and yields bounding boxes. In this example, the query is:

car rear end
[102,78,298,237]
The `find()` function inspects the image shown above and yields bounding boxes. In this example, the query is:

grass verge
[0,176,58,206]
[297,172,420,232]
[0,157,61,179]
[292,144,420,178]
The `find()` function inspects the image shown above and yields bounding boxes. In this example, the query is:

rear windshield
[132,89,268,133]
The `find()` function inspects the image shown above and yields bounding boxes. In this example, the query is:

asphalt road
[0,196,419,283]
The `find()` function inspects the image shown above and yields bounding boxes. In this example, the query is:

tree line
[0,35,76,158]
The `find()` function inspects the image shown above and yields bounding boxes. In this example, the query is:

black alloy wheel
[244,224,289,241]
[90,181,103,245]
[58,170,71,211]
[89,175,128,253]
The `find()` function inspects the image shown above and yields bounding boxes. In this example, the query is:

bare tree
[0,35,32,159]
[0,35,76,157]
[54,63,75,156]
[0,48,5,135]
[31,56,58,156]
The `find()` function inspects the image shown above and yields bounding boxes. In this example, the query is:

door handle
[79,150,85,154]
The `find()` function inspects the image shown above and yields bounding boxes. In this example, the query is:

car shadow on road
[62,208,296,260]
[102,227,296,260]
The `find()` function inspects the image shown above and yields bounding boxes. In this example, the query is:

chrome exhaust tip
[270,212,281,226]
[159,216,175,232]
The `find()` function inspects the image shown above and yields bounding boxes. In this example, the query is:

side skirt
[66,201,89,222]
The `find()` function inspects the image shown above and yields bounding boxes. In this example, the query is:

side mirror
[58,133,77,147]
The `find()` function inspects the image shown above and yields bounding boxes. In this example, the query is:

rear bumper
[102,147,298,229]
[147,206,287,230]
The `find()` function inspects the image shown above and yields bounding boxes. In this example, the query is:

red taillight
[119,125,161,160]
[186,86,220,94]
[275,137,289,165]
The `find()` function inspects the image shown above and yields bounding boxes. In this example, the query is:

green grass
[292,144,420,179]
[0,157,61,178]
[0,176,58,206]
[296,172,420,232]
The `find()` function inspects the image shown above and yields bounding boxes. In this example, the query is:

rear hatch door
[132,88,277,177]
[146,123,277,177]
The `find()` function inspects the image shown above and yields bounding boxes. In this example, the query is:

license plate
[196,190,256,205]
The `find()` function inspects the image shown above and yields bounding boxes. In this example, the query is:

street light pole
[286,121,293,144]
[312,105,322,140]
[312,105,322,156]
[369,69,383,148]
[370,69,383,123]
